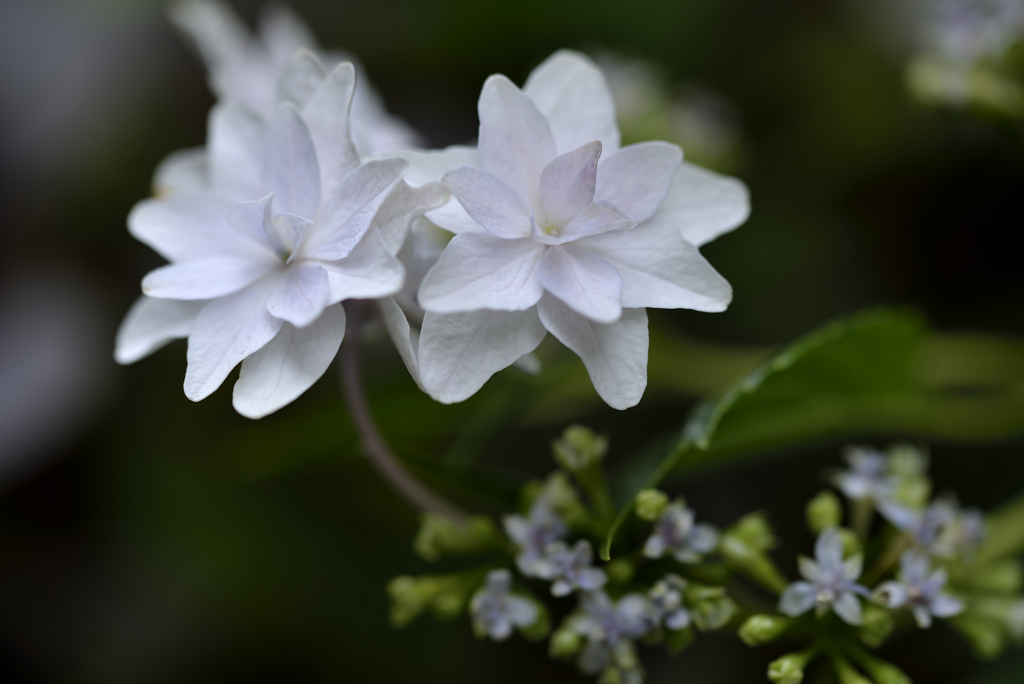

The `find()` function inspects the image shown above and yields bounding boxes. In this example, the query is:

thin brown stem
[339,301,467,523]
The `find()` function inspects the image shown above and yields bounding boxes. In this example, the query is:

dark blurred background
[1,0,1023,682]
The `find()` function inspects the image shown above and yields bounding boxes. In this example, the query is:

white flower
[115,60,433,418]
[873,550,964,628]
[778,528,870,626]
[469,570,539,641]
[391,51,748,409]
[167,0,420,156]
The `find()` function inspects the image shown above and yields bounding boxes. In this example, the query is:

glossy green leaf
[603,309,1024,559]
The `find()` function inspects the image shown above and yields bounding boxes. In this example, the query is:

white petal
[816,528,845,570]
[443,166,532,239]
[318,227,405,301]
[264,104,320,220]
[114,296,203,364]
[153,147,208,197]
[833,592,863,625]
[184,277,284,402]
[265,263,331,327]
[913,606,933,629]
[549,201,633,244]
[301,61,361,201]
[232,304,346,419]
[372,180,450,255]
[274,50,326,109]
[129,194,267,262]
[523,50,620,155]
[537,245,622,323]
[647,162,750,248]
[258,3,316,65]
[843,555,864,582]
[596,142,682,223]
[778,582,816,617]
[537,295,648,409]
[873,581,908,609]
[271,213,313,256]
[582,223,732,311]
[228,194,278,252]
[417,233,545,313]
[930,594,964,618]
[208,101,266,198]
[304,158,408,261]
[798,556,821,582]
[539,141,601,228]
[478,74,556,203]
[388,145,479,187]
[418,308,547,404]
[142,256,276,300]
[378,297,424,390]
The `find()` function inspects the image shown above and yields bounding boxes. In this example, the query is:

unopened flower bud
[951,613,1007,659]
[552,425,608,471]
[739,614,790,646]
[806,491,842,534]
[859,603,895,647]
[549,626,584,658]
[838,527,861,557]
[414,513,501,562]
[686,584,738,631]
[721,513,787,593]
[636,489,669,521]
[606,558,636,585]
[768,652,809,684]
[726,511,777,552]
[965,559,1023,593]
[862,660,911,684]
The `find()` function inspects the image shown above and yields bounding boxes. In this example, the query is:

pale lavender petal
[843,555,864,582]
[688,524,719,554]
[815,528,845,571]
[539,141,601,228]
[873,581,908,609]
[208,101,265,198]
[114,296,203,364]
[264,103,320,220]
[595,142,681,223]
[301,61,361,200]
[417,233,545,313]
[537,245,622,323]
[778,582,816,616]
[477,74,556,203]
[317,227,405,302]
[153,147,207,197]
[833,591,863,626]
[418,308,547,404]
[537,295,648,410]
[913,605,933,629]
[930,594,964,618]
[646,162,750,248]
[442,166,533,239]
[184,277,284,402]
[581,222,732,312]
[142,256,276,301]
[542,201,633,244]
[522,50,620,155]
[797,556,820,582]
[232,303,346,419]
[264,263,331,327]
[274,50,326,110]
[129,194,267,262]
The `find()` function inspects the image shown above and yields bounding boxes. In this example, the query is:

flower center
[543,224,561,237]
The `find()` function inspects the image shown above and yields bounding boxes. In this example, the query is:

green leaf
[602,308,1024,559]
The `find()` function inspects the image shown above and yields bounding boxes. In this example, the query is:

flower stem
[339,301,468,524]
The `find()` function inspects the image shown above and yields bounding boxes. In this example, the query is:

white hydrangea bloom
[116,59,443,418]
[388,50,748,409]
[167,0,420,156]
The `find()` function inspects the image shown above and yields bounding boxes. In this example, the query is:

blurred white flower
[469,570,539,641]
[392,50,747,410]
[169,0,420,156]
[779,528,869,625]
[116,58,444,418]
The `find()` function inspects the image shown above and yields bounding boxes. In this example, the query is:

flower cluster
[116,0,749,417]
[905,0,1024,115]
[387,426,739,684]
[741,443,1024,683]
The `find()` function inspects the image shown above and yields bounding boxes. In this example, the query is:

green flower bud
[768,653,810,684]
[862,660,911,684]
[962,559,1023,593]
[386,572,477,627]
[859,603,895,648]
[549,626,584,658]
[739,614,790,646]
[686,583,738,631]
[635,489,669,521]
[838,527,862,557]
[414,513,502,562]
[720,513,787,593]
[832,657,873,684]
[887,443,928,478]
[552,425,608,471]
[605,558,636,585]
[806,491,842,534]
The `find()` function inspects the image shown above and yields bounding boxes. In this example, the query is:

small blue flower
[873,551,964,628]
[542,540,608,597]
[503,498,568,578]
[834,446,893,501]
[648,574,691,631]
[779,528,869,625]
[879,499,985,558]
[643,501,718,563]
[569,590,658,678]
[469,569,539,640]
